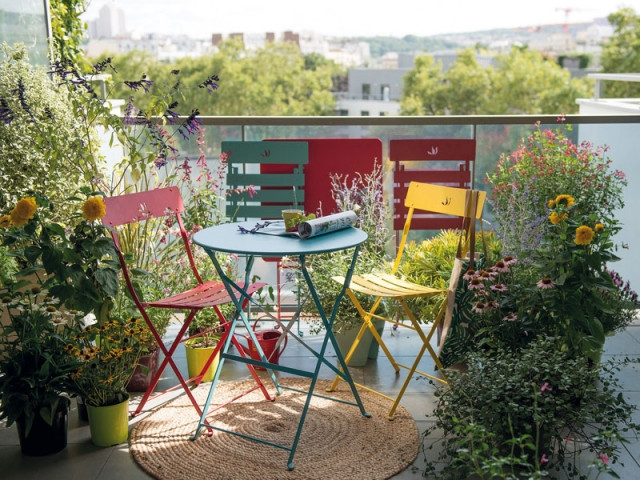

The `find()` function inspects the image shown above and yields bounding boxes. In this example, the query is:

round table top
[192,221,368,257]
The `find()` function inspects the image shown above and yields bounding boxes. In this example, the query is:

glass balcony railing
[115,113,640,293]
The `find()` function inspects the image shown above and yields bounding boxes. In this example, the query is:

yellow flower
[9,197,37,227]
[547,198,556,209]
[549,211,567,225]
[574,225,595,245]
[82,196,107,221]
[0,214,11,228]
[595,223,605,233]
[554,194,575,208]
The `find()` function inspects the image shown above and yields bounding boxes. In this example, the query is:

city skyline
[82,0,640,39]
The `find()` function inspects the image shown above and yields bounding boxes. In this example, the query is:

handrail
[195,114,640,127]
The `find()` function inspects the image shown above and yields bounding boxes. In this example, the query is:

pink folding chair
[103,186,272,417]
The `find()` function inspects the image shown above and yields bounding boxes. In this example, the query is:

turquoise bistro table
[190,221,371,470]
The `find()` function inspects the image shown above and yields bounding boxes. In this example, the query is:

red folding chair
[103,186,272,417]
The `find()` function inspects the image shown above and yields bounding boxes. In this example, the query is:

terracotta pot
[126,348,160,392]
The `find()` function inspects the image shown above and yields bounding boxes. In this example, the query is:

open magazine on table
[253,211,358,239]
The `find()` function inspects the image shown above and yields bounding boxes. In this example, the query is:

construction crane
[555,7,592,32]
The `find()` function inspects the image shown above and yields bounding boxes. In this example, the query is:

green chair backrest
[223,140,309,220]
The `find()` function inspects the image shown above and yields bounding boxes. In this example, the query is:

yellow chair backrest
[392,182,486,273]
[404,181,485,219]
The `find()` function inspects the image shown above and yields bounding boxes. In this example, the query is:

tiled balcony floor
[1,318,639,480]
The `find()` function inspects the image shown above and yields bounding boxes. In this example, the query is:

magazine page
[244,211,357,239]
[297,211,357,239]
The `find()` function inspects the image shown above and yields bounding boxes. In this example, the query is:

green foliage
[69,316,151,407]
[98,39,339,116]
[601,7,640,98]
[396,230,500,322]
[401,46,592,115]
[1,191,120,322]
[49,0,89,69]
[423,337,640,479]
[0,244,17,285]
[0,44,104,212]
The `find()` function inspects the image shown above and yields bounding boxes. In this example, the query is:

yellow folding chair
[328,181,485,419]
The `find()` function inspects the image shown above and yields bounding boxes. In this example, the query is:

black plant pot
[77,396,89,422]
[16,404,68,456]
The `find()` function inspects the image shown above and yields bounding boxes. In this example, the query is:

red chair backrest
[390,138,475,231]
[102,186,203,301]
[102,186,184,227]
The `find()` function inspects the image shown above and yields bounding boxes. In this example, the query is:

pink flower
[472,301,487,313]
[503,256,517,266]
[490,283,508,292]
[468,277,485,291]
[463,269,476,281]
[503,313,517,322]
[493,260,509,273]
[540,382,553,392]
[599,453,609,465]
[540,453,549,464]
[537,277,556,289]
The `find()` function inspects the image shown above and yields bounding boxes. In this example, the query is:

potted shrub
[0,194,115,455]
[0,282,82,456]
[69,315,151,447]
[184,312,223,383]
[422,337,640,480]
[301,163,393,366]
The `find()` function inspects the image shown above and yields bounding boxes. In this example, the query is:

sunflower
[82,196,107,221]
[574,225,595,245]
[549,211,567,225]
[554,194,575,208]
[595,223,605,233]
[9,197,37,227]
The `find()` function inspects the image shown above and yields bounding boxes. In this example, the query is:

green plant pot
[367,319,386,359]
[86,396,130,447]
[334,323,375,367]
[185,339,220,383]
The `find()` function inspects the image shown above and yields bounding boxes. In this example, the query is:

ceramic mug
[282,209,304,232]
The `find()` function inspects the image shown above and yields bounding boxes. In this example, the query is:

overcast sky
[82,0,640,39]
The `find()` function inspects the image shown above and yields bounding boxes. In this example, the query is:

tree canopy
[600,7,640,98]
[96,40,341,116]
[401,46,592,115]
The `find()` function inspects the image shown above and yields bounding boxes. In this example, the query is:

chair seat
[145,281,264,310]
[332,273,445,299]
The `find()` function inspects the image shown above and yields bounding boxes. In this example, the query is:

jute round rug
[130,378,419,480]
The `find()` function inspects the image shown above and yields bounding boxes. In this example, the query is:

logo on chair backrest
[427,146,438,155]
[261,149,271,157]
[442,197,452,206]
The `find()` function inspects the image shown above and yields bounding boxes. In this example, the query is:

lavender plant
[301,163,393,333]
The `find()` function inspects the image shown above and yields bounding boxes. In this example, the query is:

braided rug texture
[130,378,419,480]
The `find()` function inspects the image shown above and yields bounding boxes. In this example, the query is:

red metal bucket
[237,321,288,370]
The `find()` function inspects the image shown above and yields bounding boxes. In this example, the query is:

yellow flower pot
[86,396,129,447]
[184,338,220,383]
